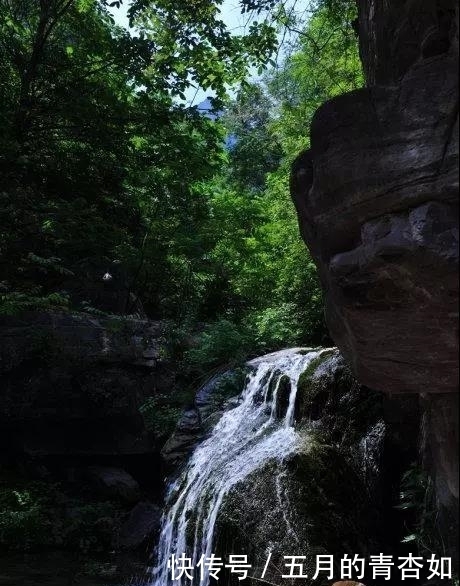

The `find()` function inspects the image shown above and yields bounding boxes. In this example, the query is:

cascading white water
[149,348,329,586]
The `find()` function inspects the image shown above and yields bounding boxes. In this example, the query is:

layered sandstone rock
[291,2,458,396]
[290,0,458,563]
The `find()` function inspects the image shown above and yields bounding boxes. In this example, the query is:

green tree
[0,0,362,365]
[223,84,283,191]
[0,0,224,315]
[183,3,362,367]
[129,0,279,105]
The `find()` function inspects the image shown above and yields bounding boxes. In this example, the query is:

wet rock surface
[161,368,248,470]
[212,351,387,586]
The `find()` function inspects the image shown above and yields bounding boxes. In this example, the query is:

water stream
[148,348,329,586]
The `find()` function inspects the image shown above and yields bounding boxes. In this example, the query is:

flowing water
[148,347,330,586]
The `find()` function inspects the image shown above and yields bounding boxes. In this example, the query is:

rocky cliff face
[0,311,170,457]
[290,0,458,563]
[291,30,458,395]
[0,311,174,559]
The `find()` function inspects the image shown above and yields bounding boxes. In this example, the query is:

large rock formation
[291,41,458,395]
[0,311,170,457]
[0,311,175,562]
[290,0,458,563]
[211,351,398,585]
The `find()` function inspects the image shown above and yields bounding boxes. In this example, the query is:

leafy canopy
[0,0,362,367]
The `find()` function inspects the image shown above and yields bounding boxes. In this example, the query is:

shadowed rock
[0,311,171,456]
[290,6,458,396]
[120,501,162,549]
[290,0,458,565]
[87,466,141,503]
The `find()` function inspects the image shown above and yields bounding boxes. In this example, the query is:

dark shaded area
[0,311,183,579]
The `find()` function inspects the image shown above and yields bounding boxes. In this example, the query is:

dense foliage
[0,481,123,552]
[0,0,362,370]
[0,0,225,318]
[180,1,363,368]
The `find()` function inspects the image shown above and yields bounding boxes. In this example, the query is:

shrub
[185,318,252,371]
[0,482,122,553]
[139,395,183,437]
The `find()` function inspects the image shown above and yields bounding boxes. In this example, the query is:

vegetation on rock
[0,481,123,553]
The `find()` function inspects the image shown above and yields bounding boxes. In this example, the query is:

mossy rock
[211,367,249,405]
[215,460,309,585]
[204,351,386,585]
[296,352,383,447]
[287,442,381,553]
[211,439,383,585]
[275,374,291,419]
[296,350,340,422]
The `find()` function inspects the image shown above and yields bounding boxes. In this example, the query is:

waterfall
[149,347,329,586]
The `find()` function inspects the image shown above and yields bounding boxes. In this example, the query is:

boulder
[291,52,458,395]
[119,501,162,549]
[87,466,141,503]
